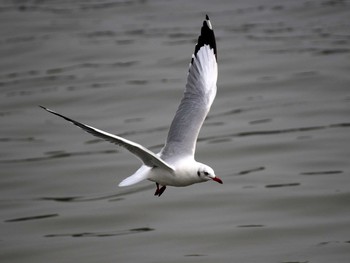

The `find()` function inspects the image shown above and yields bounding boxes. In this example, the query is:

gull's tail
[118,166,150,187]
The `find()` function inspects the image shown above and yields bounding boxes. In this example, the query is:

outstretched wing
[40,106,174,172]
[161,15,218,160]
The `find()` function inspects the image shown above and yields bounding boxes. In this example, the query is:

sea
[1,0,350,262]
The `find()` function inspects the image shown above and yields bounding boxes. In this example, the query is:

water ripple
[265,183,301,188]
[237,166,265,176]
[0,149,118,163]
[39,185,154,203]
[5,213,59,223]
[45,227,154,238]
[202,122,350,143]
[300,170,343,176]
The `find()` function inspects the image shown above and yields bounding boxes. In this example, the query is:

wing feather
[40,106,174,172]
[161,15,218,160]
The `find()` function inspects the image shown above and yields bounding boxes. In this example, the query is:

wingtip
[205,14,212,30]
[191,14,216,63]
[39,105,50,111]
[39,105,52,113]
[39,105,49,112]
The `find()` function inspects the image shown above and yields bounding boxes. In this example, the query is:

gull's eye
[204,171,209,176]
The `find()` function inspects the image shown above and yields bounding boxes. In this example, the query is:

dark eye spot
[197,171,200,176]
[204,172,209,176]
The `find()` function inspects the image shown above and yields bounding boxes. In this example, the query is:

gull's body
[41,15,222,196]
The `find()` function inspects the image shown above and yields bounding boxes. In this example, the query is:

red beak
[212,177,223,184]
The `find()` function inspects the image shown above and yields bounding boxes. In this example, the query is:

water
[1,0,350,262]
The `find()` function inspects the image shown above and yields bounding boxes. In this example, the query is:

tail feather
[118,166,150,187]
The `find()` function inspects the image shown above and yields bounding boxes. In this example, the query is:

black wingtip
[39,105,52,113]
[191,15,217,64]
[39,105,50,112]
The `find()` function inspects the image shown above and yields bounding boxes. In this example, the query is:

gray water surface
[1,1,350,262]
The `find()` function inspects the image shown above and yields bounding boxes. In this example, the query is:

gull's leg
[154,183,160,196]
[158,185,166,197]
[154,183,166,197]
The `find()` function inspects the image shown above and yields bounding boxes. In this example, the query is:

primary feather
[161,15,218,160]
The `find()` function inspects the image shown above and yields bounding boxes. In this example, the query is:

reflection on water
[1,0,350,262]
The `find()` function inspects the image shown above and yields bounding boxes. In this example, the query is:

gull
[40,15,222,197]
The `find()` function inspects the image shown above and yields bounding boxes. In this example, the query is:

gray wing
[40,106,174,172]
[161,15,218,160]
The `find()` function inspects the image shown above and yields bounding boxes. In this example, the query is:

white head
[196,163,223,184]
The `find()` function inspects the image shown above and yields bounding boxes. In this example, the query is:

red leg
[154,183,160,196]
[158,185,166,197]
[154,183,166,197]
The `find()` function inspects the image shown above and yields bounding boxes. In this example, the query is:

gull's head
[197,164,223,184]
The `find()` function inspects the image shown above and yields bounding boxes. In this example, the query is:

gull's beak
[212,176,223,184]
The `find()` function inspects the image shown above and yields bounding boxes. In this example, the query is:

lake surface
[1,0,350,262]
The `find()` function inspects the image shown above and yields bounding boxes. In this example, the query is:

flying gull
[40,15,222,196]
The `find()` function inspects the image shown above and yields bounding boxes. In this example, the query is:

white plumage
[41,15,222,197]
